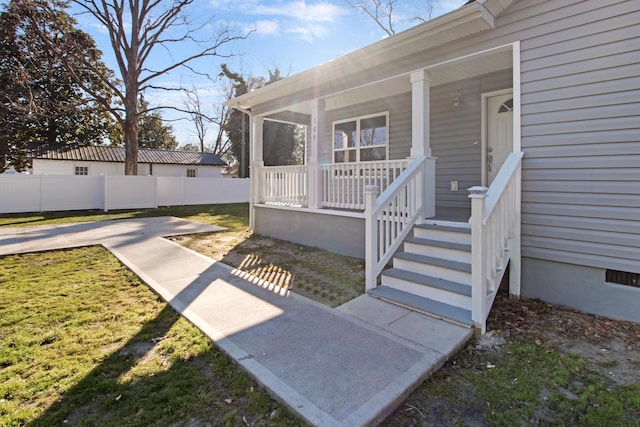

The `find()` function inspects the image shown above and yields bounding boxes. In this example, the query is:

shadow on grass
[216,234,366,308]
[30,306,188,426]
[30,303,291,427]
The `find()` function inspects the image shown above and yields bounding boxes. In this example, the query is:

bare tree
[182,87,209,153]
[411,0,438,23]
[26,0,245,175]
[347,0,447,36]
[209,82,234,158]
[346,0,398,36]
[182,83,233,157]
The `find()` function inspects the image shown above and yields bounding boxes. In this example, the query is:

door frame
[481,88,514,187]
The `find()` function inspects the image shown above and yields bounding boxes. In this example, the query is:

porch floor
[0,218,473,427]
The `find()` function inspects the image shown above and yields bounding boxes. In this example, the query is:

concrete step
[414,223,471,244]
[382,268,471,310]
[404,236,471,263]
[393,252,471,284]
[369,286,473,327]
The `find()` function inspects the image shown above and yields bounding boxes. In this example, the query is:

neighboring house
[228,0,639,332]
[29,144,227,178]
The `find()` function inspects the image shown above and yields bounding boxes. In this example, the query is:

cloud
[286,24,328,43]
[248,20,281,37]
[211,1,347,42]
[253,1,348,23]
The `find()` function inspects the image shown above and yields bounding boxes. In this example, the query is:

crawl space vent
[606,269,639,288]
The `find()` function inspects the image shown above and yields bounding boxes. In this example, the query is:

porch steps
[369,221,475,328]
[369,286,473,327]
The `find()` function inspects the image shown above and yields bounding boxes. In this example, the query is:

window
[187,169,197,178]
[333,113,388,163]
[498,99,514,113]
[75,166,88,176]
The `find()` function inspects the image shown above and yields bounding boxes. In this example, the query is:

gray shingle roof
[28,144,226,166]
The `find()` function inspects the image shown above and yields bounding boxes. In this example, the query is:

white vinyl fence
[0,174,249,214]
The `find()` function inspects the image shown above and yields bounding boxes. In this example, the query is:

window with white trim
[186,168,197,178]
[74,166,88,176]
[333,112,388,163]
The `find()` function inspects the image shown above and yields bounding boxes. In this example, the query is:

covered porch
[249,43,516,221]
[232,37,523,333]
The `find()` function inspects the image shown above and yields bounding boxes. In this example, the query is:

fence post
[39,174,44,212]
[469,186,488,334]
[364,184,379,291]
[102,174,109,212]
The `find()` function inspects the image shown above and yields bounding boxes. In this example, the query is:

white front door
[485,91,514,185]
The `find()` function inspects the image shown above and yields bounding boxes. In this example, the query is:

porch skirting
[254,204,366,259]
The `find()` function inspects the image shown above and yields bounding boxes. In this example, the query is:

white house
[29,144,227,178]
[228,0,640,332]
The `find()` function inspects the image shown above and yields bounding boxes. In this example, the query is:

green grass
[0,246,303,426]
[0,203,249,232]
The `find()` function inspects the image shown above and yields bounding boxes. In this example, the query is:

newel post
[469,186,488,334]
[364,184,379,291]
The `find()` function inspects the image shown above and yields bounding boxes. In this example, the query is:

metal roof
[28,144,227,166]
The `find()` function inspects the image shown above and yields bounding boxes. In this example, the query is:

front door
[485,91,514,185]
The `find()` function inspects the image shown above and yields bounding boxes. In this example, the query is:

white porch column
[411,70,436,217]
[308,99,325,209]
[250,116,264,208]
[411,70,431,158]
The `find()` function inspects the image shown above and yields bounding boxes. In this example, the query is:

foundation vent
[606,269,639,288]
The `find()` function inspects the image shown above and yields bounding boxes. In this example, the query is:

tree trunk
[123,84,139,175]
[124,116,139,175]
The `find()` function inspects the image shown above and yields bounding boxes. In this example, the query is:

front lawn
[0,246,303,426]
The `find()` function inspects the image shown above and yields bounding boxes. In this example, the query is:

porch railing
[469,151,523,334]
[321,159,409,210]
[260,165,308,206]
[364,156,428,290]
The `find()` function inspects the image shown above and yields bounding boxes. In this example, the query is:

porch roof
[228,0,517,116]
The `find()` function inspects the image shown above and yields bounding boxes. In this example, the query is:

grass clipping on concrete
[0,246,303,427]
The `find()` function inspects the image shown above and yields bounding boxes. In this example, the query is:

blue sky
[72,0,464,147]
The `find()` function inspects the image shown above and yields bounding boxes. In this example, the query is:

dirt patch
[172,232,365,307]
[489,294,640,387]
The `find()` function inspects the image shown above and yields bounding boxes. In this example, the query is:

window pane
[360,147,386,161]
[498,99,513,113]
[334,121,356,149]
[348,150,357,162]
[334,151,345,163]
[360,115,387,147]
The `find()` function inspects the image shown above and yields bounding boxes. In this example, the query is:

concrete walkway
[0,217,472,426]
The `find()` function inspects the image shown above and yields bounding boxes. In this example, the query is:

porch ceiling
[264,48,513,121]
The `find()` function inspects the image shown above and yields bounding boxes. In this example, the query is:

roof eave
[227,0,498,111]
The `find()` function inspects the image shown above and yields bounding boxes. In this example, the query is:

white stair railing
[365,156,429,290]
[259,165,308,206]
[322,159,409,210]
[469,151,524,334]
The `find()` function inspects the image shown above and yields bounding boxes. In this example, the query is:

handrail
[365,156,427,290]
[469,151,523,333]
[483,152,524,223]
